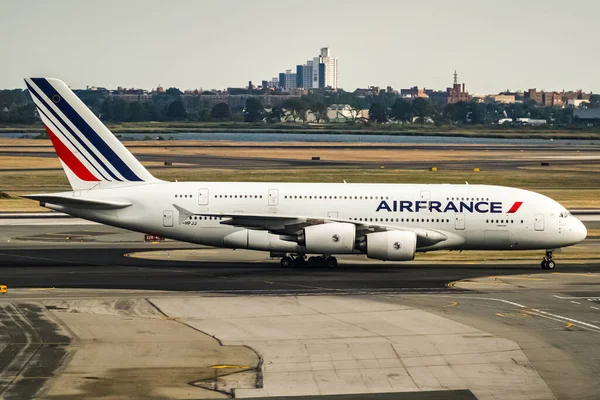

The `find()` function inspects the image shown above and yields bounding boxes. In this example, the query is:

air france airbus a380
[23,78,587,270]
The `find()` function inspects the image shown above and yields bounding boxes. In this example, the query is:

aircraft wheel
[546,260,556,270]
[326,256,338,268]
[281,256,293,268]
[541,260,548,269]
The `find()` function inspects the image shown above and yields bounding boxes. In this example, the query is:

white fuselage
[46,181,587,256]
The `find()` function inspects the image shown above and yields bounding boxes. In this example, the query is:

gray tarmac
[0,220,599,399]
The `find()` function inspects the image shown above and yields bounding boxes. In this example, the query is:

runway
[1,247,600,294]
[2,141,600,172]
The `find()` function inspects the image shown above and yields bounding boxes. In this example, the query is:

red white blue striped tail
[25,77,160,190]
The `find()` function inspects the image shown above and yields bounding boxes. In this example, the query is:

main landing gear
[280,254,338,268]
[541,250,556,270]
[280,254,306,268]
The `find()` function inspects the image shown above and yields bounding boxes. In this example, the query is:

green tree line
[1,87,599,126]
[368,96,600,126]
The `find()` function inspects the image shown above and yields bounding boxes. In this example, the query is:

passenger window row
[349,217,451,223]
[447,197,490,201]
[215,194,263,199]
[284,195,390,200]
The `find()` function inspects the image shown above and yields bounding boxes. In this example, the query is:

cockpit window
[559,211,571,218]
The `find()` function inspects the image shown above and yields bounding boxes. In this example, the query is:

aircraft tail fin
[24,77,161,191]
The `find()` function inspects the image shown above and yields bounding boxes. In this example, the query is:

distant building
[108,88,152,102]
[354,87,381,97]
[516,118,547,126]
[574,108,600,125]
[296,65,304,89]
[524,88,543,104]
[542,92,563,107]
[560,90,591,101]
[303,61,314,89]
[85,86,108,92]
[426,90,449,105]
[400,86,430,99]
[312,47,338,89]
[491,94,516,104]
[262,48,337,92]
[326,104,367,123]
[567,99,590,108]
[295,61,314,90]
[278,69,297,90]
[446,71,471,104]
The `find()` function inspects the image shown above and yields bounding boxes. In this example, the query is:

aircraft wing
[173,204,447,246]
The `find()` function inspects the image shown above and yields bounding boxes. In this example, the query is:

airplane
[22,78,587,270]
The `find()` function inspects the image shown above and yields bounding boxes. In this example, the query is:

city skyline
[1,0,599,93]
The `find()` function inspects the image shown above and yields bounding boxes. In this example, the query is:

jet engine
[298,222,356,254]
[364,231,417,261]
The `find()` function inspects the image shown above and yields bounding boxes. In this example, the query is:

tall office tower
[296,65,304,89]
[278,72,286,90]
[312,47,338,89]
[303,61,313,89]
[278,70,297,90]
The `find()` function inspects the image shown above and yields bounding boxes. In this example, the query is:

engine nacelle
[366,231,417,261]
[299,222,356,254]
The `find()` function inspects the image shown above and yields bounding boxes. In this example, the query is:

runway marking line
[211,365,249,369]
[528,308,600,332]
[490,276,546,281]
[495,311,529,318]
[447,274,547,288]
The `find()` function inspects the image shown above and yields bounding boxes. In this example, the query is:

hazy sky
[1,0,598,93]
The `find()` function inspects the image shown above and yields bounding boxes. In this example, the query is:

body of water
[2,131,599,146]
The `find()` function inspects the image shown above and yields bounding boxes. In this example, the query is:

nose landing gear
[541,250,556,270]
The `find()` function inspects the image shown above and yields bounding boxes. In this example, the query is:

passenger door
[268,189,279,206]
[455,213,465,230]
[198,188,209,205]
[534,214,544,231]
[163,210,173,227]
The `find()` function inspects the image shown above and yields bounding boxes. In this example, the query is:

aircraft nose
[571,218,587,243]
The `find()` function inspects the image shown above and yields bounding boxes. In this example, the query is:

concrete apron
[152,295,555,400]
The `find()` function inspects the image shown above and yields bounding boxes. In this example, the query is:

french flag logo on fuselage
[507,201,523,213]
